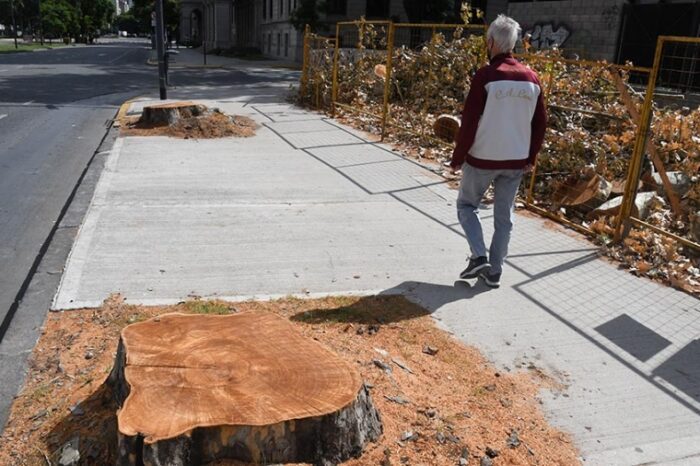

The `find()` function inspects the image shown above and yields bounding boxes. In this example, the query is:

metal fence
[615,36,700,253]
[299,23,700,252]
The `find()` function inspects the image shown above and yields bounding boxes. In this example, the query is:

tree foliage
[131,0,180,34]
[1,0,116,39]
[40,0,77,38]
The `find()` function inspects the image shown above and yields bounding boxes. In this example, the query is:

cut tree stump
[433,115,461,143]
[140,101,207,126]
[107,312,382,466]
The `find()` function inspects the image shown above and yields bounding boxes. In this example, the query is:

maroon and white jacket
[450,53,547,170]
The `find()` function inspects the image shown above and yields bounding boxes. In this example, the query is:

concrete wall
[507,0,625,61]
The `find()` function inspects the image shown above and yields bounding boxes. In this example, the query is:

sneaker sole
[459,263,490,279]
[481,275,500,288]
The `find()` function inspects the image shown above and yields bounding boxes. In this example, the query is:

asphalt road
[0,41,153,338]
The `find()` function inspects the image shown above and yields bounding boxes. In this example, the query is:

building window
[268,33,272,52]
[284,32,289,57]
[269,0,273,18]
[366,0,389,19]
[288,0,292,15]
[326,0,347,15]
[280,0,283,17]
[263,0,266,19]
[277,32,281,55]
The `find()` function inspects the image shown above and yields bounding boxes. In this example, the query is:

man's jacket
[450,53,547,170]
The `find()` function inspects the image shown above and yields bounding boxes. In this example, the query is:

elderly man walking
[450,15,546,288]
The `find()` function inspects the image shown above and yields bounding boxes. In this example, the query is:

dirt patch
[121,104,258,139]
[0,295,579,466]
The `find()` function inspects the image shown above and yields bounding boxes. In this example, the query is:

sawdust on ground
[0,295,580,466]
[121,111,258,139]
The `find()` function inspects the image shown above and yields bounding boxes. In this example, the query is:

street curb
[145,58,225,69]
[113,96,144,127]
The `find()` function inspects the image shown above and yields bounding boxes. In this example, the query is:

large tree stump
[107,312,382,466]
[140,102,207,126]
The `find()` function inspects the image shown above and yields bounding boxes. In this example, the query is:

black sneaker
[459,256,490,279]
[481,271,501,288]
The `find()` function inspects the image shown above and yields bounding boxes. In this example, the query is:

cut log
[433,114,461,143]
[140,101,207,126]
[374,64,387,80]
[108,312,382,466]
[551,173,611,211]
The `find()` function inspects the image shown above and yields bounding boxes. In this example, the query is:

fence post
[381,22,395,141]
[614,36,665,242]
[331,23,341,116]
[300,24,310,103]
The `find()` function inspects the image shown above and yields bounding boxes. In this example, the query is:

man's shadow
[291,279,490,325]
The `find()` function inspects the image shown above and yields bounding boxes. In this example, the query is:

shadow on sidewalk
[291,280,489,325]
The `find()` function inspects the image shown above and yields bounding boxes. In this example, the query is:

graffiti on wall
[524,23,571,50]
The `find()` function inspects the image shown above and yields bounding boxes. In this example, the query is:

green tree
[40,0,77,39]
[131,0,180,36]
[115,11,140,35]
[76,0,115,35]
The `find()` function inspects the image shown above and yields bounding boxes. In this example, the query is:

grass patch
[183,299,236,315]
[0,42,67,54]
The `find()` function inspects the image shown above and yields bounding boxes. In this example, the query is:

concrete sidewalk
[150,46,300,70]
[53,84,700,465]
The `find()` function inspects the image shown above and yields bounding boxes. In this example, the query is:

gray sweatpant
[456,163,524,274]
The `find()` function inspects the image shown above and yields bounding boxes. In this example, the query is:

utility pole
[38,0,44,45]
[10,0,18,49]
[155,0,167,99]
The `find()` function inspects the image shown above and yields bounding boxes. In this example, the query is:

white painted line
[0,114,7,121]
[22,100,34,106]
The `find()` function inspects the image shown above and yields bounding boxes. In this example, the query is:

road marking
[108,48,136,64]
[22,100,34,106]
[0,114,7,121]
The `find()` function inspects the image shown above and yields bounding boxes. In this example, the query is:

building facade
[180,0,235,49]
[489,0,700,64]
[178,1,700,65]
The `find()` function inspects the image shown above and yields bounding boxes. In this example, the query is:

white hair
[487,14,521,54]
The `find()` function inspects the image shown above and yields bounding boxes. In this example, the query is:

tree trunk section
[107,312,382,466]
[140,102,207,126]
